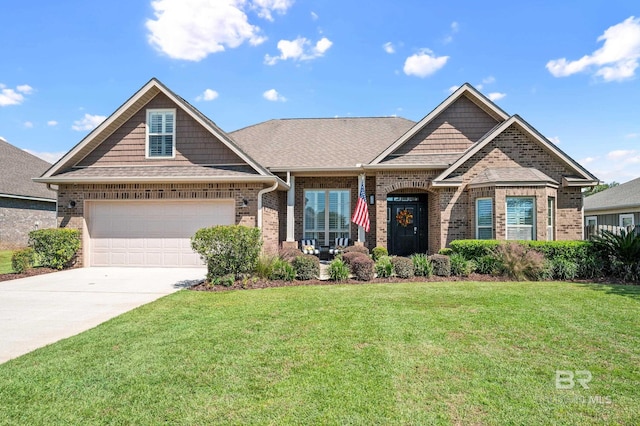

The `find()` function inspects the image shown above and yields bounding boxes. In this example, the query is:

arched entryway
[387,193,428,256]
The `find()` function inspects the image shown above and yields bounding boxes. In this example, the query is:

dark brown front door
[388,195,427,256]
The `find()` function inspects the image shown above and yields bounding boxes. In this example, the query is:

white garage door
[87,200,235,267]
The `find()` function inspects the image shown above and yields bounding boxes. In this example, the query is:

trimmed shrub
[342,251,368,267]
[191,225,262,280]
[438,248,453,256]
[411,253,433,277]
[28,228,81,270]
[475,255,501,275]
[450,240,502,259]
[12,248,35,274]
[279,247,302,263]
[429,254,451,277]
[493,243,545,281]
[269,258,296,281]
[551,257,579,281]
[450,253,474,277]
[578,252,605,280]
[391,256,414,279]
[371,246,388,262]
[343,245,370,255]
[375,255,394,278]
[351,256,375,281]
[293,255,319,280]
[328,258,350,281]
[211,273,235,287]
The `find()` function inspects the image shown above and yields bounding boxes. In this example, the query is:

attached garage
[86,200,235,267]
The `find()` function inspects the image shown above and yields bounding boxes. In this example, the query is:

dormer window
[146,109,175,158]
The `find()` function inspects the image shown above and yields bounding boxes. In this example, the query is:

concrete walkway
[0,267,206,364]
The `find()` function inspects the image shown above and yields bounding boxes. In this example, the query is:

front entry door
[387,197,426,256]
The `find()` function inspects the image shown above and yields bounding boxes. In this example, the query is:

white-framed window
[476,198,493,239]
[146,109,176,158]
[547,197,555,241]
[620,213,635,228]
[506,197,536,240]
[585,216,597,227]
[304,189,350,245]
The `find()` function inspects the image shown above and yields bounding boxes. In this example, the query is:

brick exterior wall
[261,190,280,255]
[0,198,57,249]
[57,182,267,266]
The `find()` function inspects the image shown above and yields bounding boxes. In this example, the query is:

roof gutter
[0,193,56,203]
[34,175,289,189]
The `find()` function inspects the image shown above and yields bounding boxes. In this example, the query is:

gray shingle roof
[584,177,640,212]
[470,167,558,186]
[230,117,415,169]
[0,139,55,200]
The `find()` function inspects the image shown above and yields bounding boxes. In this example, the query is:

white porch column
[286,175,295,242]
[358,174,365,243]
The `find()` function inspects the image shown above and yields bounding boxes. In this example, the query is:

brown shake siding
[77,93,244,167]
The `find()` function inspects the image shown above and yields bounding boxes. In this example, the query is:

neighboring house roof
[230,117,415,171]
[432,115,599,187]
[0,138,55,201]
[37,78,287,189]
[469,167,558,188]
[584,177,640,213]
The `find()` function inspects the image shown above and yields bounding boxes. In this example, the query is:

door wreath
[396,209,413,227]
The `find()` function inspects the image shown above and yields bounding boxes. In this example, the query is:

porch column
[357,174,365,243]
[286,175,295,242]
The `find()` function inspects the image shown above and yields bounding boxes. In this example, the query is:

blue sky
[1,0,639,183]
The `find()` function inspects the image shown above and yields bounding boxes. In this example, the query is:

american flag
[351,179,370,232]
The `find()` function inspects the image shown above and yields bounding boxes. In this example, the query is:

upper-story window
[146,109,175,158]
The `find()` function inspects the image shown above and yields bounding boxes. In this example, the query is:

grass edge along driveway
[0,281,638,425]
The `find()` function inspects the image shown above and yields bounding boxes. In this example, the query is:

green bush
[578,252,604,279]
[191,225,262,280]
[493,243,545,281]
[342,251,368,267]
[12,248,35,274]
[211,273,235,287]
[592,229,640,282]
[254,255,276,279]
[473,255,501,275]
[351,256,374,281]
[328,258,350,281]
[438,248,453,256]
[449,253,474,277]
[449,240,502,259]
[269,258,296,281]
[292,255,319,280]
[551,258,579,280]
[429,254,451,277]
[375,255,394,278]
[279,247,302,263]
[343,245,370,255]
[371,246,388,262]
[28,228,81,270]
[391,256,415,278]
[411,253,433,277]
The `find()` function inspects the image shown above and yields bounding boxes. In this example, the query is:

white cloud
[586,149,640,182]
[196,88,219,101]
[383,42,395,54]
[23,121,33,128]
[487,92,506,101]
[403,49,449,77]
[23,149,66,164]
[263,88,286,102]
[580,156,597,165]
[547,136,561,145]
[264,36,332,65]
[443,21,460,44]
[546,16,640,81]
[47,120,58,126]
[72,113,106,132]
[607,149,636,160]
[251,0,294,21]
[146,0,286,61]
[448,85,460,94]
[310,11,318,20]
[0,83,34,107]
[625,132,639,138]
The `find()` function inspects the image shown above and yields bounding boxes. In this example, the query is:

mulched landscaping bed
[0,268,58,282]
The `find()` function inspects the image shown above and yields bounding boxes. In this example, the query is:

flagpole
[358,174,365,243]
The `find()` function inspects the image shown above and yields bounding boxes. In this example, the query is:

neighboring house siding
[0,198,56,248]
[589,212,640,226]
[393,96,500,156]
[77,93,244,167]
[56,182,267,266]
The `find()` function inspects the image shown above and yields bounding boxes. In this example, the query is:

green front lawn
[1,282,638,424]
[0,250,13,274]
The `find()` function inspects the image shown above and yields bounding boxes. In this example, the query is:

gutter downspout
[257,180,279,230]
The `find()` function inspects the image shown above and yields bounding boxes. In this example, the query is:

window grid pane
[476,198,493,240]
[506,197,535,240]
[148,110,175,157]
[304,189,350,246]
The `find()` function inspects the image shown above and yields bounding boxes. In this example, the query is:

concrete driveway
[0,267,206,364]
